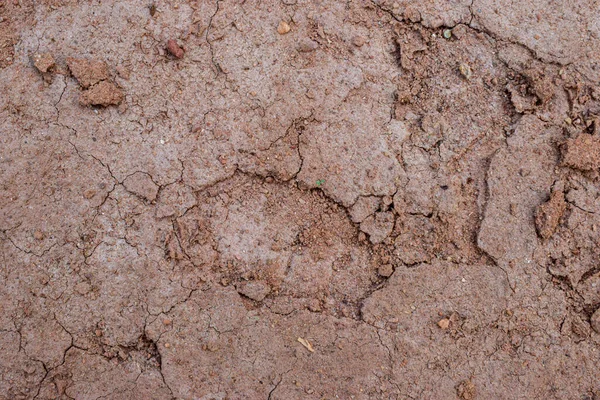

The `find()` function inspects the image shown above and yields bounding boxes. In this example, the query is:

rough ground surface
[2,0,600,399]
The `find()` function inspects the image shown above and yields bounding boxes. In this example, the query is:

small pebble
[166,39,184,59]
[164,342,171,348]
[277,21,291,35]
[443,29,452,39]
[163,318,172,325]
[95,329,103,337]
[297,39,318,53]
[438,318,450,329]
[459,63,472,80]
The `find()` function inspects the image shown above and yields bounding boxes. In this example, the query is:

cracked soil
[2,0,600,399]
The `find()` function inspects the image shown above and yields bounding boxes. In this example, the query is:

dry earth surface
[2,0,600,399]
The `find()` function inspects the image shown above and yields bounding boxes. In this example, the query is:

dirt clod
[378,264,394,277]
[166,39,184,59]
[33,53,54,73]
[561,134,600,171]
[80,81,123,106]
[66,57,110,88]
[535,190,566,239]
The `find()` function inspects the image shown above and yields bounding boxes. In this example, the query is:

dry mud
[2,0,600,399]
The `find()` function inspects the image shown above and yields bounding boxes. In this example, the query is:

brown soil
[2,1,600,399]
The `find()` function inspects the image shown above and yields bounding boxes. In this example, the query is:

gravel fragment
[277,20,291,35]
[166,39,185,59]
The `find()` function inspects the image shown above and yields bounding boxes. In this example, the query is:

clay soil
[2,1,600,399]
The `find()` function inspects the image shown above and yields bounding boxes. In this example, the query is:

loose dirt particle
[459,63,472,80]
[164,343,171,348]
[277,20,291,35]
[378,264,394,278]
[437,318,450,329]
[163,319,172,326]
[80,81,124,107]
[166,39,184,59]
[32,52,54,73]
[561,134,600,171]
[457,379,476,400]
[535,190,566,239]
[66,57,110,88]
[297,337,314,352]
[33,230,44,240]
